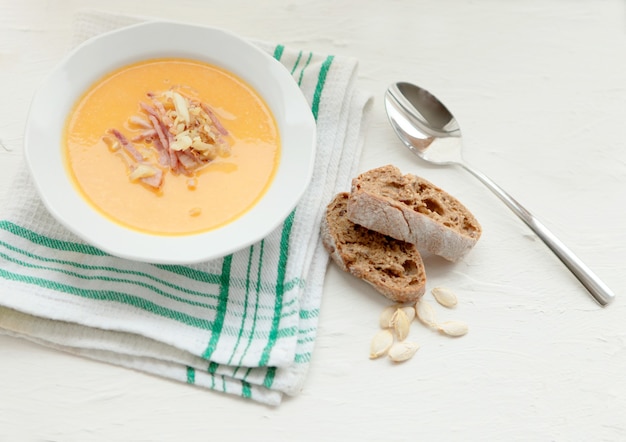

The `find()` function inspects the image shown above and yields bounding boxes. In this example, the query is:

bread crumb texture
[321,192,426,303]
[353,164,480,238]
[347,164,482,261]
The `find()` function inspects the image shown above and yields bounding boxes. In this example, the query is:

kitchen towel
[0,10,372,406]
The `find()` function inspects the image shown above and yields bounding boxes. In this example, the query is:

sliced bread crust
[321,192,426,303]
[347,165,481,262]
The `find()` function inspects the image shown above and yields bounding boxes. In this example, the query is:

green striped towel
[0,11,372,406]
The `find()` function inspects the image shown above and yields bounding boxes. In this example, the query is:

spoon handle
[459,162,615,306]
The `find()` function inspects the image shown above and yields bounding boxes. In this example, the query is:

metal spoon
[385,81,615,306]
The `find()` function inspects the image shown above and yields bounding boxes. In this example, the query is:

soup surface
[64,58,280,235]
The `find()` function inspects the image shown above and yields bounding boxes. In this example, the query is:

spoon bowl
[385,82,463,164]
[385,81,615,306]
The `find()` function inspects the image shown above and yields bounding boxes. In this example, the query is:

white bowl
[24,21,316,264]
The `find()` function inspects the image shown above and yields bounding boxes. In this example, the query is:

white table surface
[2,1,626,440]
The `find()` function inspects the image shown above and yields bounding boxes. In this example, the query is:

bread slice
[347,164,481,262]
[321,192,426,303]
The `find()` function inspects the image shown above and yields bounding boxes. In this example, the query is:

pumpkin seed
[388,341,420,362]
[400,305,416,322]
[391,308,410,341]
[415,299,437,328]
[432,287,458,308]
[437,320,469,337]
[370,329,394,359]
[379,305,397,329]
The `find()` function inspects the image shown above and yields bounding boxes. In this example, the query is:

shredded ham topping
[102,89,231,190]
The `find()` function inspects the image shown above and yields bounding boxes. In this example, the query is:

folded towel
[0,11,372,406]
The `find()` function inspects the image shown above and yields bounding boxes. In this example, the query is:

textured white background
[1,1,626,440]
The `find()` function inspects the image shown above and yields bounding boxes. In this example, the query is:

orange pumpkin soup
[64,58,280,235]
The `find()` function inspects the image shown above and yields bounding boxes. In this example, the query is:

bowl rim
[23,20,316,264]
